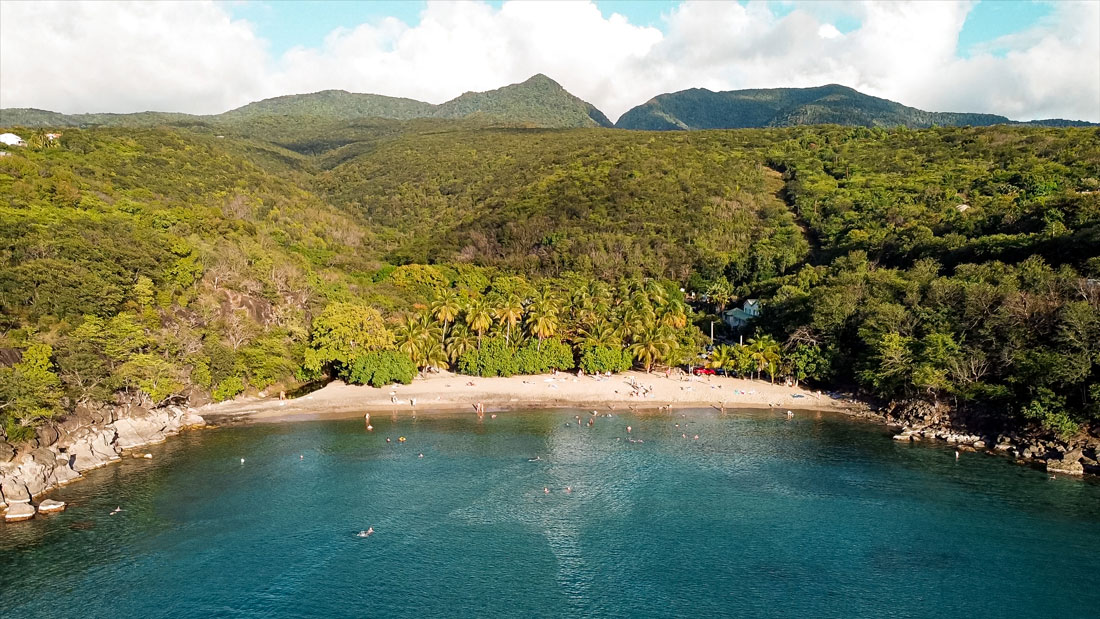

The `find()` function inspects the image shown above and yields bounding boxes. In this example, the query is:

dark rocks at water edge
[0,405,205,522]
[882,399,1100,476]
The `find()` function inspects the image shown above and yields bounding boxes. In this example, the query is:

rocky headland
[855,399,1100,477]
[0,402,205,522]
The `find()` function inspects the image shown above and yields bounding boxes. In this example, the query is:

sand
[198,370,852,423]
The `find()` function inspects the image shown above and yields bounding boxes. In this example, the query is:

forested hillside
[615,84,1095,130]
[0,121,1097,444]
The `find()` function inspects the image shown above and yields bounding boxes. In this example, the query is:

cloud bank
[1,0,1097,122]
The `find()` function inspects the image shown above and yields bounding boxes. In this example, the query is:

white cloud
[1,0,1097,122]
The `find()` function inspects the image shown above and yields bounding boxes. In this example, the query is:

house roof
[724,308,754,321]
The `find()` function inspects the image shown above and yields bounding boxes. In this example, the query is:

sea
[2,408,1098,618]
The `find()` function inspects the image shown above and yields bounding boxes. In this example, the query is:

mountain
[0,74,612,130]
[615,84,1095,130]
[433,74,613,128]
[218,90,436,121]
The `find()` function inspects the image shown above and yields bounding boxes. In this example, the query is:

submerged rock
[4,502,35,522]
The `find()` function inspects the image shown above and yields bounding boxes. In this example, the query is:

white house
[0,133,26,147]
[722,299,761,329]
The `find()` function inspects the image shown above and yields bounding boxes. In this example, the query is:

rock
[4,502,35,522]
[0,441,14,463]
[893,432,914,441]
[973,440,987,449]
[112,416,168,450]
[35,425,60,448]
[49,464,81,486]
[1,479,30,503]
[68,428,120,472]
[180,411,206,429]
[37,499,66,514]
[1047,448,1085,476]
[995,443,1014,451]
[16,448,59,497]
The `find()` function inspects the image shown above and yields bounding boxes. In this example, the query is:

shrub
[579,345,632,374]
[458,338,517,377]
[516,339,575,374]
[344,351,416,387]
[212,376,245,402]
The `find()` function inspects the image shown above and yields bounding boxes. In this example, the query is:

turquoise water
[2,409,1099,618]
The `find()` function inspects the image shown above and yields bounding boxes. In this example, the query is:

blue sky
[226,1,1057,58]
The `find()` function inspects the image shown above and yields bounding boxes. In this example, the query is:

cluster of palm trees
[705,335,783,382]
[390,278,701,373]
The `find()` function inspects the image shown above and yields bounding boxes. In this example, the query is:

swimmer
[240,458,245,464]
[565,486,572,493]
[110,506,123,515]
[419,453,424,458]
[955,450,960,460]
[544,487,550,494]
[529,455,542,462]
[626,426,632,433]
[367,424,373,431]
[398,436,406,443]
[386,438,392,443]
[694,434,699,440]
[491,414,497,419]
[300,454,304,460]
[357,527,375,538]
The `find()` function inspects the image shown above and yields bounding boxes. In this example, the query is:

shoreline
[197,370,858,424]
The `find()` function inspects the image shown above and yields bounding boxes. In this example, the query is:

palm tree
[707,344,735,371]
[493,294,524,345]
[747,335,782,382]
[431,291,462,346]
[445,324,477,363]
[578,319,620,350]
[643,278,669,307]
[629,323,674,373]
[659,297,689,330]
[465,298,493,349]
[421,339,447,372]
[732,344,753,378]
[394,314,428,364]
[526,290,559,350]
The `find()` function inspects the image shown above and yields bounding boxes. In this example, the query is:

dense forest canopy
[0,120,1097,443]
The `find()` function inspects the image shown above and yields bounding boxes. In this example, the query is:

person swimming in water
[110,506,123,515]
[529,455,542,462]
[357,527,375,538]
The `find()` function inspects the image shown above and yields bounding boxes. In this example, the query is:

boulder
[49,463,81,486]
[37,499,66,514]
[35,425,60,448]
[1,478,30,503]
[17,448,59,497]
[1047,448,1085,476]
[0,441,15,463]
[973,440,987,449]
[4,502,35,522]
[69,428,120,472]
[180,411,206,429]
[112,416,167,450]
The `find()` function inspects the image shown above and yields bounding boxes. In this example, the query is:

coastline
[5,370,1097,523]
[197,370,856,424]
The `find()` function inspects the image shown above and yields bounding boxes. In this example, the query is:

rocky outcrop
[1,405,206,520]
[38,499,66,514]
[872,398,1099,478]
[4,502,35,522]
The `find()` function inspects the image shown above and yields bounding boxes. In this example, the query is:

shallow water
[2,409,1098,618]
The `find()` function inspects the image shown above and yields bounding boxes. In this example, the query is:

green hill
[433,74,613,128]
[0,75,612,130]
[615,84,1095,130]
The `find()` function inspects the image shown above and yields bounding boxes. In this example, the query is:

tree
[0,342,64,440]
[494,294,524,345]
[526,291,560,350]
[747,335,782,382]
[629,324,673,372]
[304,303,392,376]
[465,298,494,349]
[431,290,462,346]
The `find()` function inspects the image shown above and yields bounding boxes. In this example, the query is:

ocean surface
[2,408,1098,618]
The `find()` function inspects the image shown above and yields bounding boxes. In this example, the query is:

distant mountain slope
[433,74,613,128]
[218,90,436,121]
[0,75,612,130]
[615,84,1095,130]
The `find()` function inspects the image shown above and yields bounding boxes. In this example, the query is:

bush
[458,338,517,377]
[579,345,633,374]
[515,339,574,374]
[344,351,416,387]
[212,376,245,402]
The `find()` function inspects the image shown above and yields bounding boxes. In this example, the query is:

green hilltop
[615,84,1096,130]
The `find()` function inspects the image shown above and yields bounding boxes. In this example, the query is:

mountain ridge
[1,77,1094,130]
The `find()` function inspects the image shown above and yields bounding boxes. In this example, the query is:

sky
[1,1,1098,123]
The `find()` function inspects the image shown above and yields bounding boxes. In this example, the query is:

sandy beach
[199,370,854,422]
